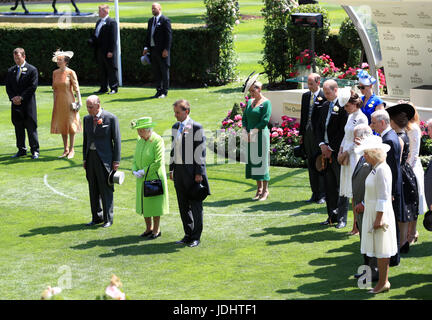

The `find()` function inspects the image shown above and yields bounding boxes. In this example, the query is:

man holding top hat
[83,95,121,228]
[170,99,210,247]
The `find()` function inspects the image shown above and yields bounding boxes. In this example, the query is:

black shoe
[108,89,118,95]
[31,152,39,159]
[102,222,112,228]
[94,88,108,94]
[11,151,27,158]
[188,240,200,247]
[86,220,103,226]
[175,237,191,245]
[148,232,161,240]
[320,219,334,226]
[400,241,410,254]
[305,195,316,203]
[335,221,346,229]
[140,230,153,237]
[152,91,162,98]
[157,94,166,99]
[316,197,326,204]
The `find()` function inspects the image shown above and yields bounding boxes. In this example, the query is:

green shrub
[0,23,224,86]
[338,17,363,66]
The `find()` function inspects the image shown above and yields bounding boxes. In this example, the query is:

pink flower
[234,114,242,121]
[361,62,369,69]
[237,122,242,128]
[240,102,245,107]
[271,132,279,138]
[222,121,228,126]
[105,285,126,300]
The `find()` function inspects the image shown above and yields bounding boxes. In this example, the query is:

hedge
[0,23,223,86]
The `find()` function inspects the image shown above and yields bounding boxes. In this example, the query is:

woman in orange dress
[50,50,82,159]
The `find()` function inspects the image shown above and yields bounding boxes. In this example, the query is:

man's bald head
[86,95,101,116]
[323,79,338,101]
[152,2,162,16]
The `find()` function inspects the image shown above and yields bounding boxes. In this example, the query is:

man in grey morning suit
[83,95,121,228]
[351,124,378,282]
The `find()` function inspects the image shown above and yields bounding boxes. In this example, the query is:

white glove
[138,169,146,176]
[133,171,143,178]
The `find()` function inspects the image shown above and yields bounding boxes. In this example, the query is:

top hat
[108,170,125,186]
[354,135,391,155]
[423,210,432,232]
[357,69,376,86]
[52,50,74,62]
[140,54,151,65]
[242,71,260,95]
[130,117,156,129]
[187,182,209,201]
[385,103,415,121]
[338,87,351,107]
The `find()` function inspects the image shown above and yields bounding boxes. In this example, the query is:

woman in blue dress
[357,69,385,124]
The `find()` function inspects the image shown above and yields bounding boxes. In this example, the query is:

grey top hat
[108,170,125,186]
[140,54,151,65]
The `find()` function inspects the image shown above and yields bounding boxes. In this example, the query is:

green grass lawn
[1,1,431,301]
[1,86,432,300]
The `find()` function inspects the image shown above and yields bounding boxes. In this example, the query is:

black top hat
[423,210,432,232]
[385,103,415,121]
[188,182,209,202]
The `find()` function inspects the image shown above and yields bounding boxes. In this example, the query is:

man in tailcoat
[170,99,210,248]
[89,4,119,95]
[83,95,121,228]
[299,73,326,204]
[370,109,402,266]
[143,2,172,99]
[6,48,40,159]
[315,79,349,228]
[425,119,432,211]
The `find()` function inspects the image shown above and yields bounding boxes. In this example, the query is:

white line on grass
[43,175,318,217]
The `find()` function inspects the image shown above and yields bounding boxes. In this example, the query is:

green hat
[130,117,155,129]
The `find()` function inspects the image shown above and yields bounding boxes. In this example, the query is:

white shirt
[145,13,162,50]
[95,15,109,38]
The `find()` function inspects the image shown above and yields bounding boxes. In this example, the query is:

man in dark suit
[6,48,40,159]
[351,124,379,282]
[315,80,349,228]
[299,73,326,204]
[370,109,401,266]
[89,4,118,95]
[143,2,172,99]
[170,99,210,247]
[83,95,121,228]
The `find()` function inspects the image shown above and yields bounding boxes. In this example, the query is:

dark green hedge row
[0,24,221,86]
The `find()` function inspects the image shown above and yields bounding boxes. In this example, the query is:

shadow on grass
[99,242,181,257]
[205,197,253,208]
[20,223,87,237]
[244,200,327,214]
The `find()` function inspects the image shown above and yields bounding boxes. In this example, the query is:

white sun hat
[52,50,74,62]
[354,135,390,154]
[338,87,351,107]
[242,71,260,94]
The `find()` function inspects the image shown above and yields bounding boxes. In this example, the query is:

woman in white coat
[338,89,368,235]
[356,135,398,294]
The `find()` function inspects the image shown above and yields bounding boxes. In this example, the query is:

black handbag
[293,144,306,159]
[143,165,163,197]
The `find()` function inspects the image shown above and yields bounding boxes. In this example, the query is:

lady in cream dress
[356,135,398,294]
[50,50,82,159]
[338,89,368,235]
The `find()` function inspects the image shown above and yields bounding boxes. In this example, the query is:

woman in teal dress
[241,76,272,201]
[131,117,169,239]
[357,69,385,124]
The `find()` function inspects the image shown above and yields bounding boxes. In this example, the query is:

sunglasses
[357,85,366,90]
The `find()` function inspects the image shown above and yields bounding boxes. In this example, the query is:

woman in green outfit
[131,117,169,239]
[242,75,272,201]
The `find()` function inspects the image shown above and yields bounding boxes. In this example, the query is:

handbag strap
[143,163,160,181]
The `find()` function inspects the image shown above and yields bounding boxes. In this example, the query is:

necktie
[324,101,334,144]
[178,123,184,136]
[306,93,315,130]
[151,17,157,46]
[93,116,99,127]
[16,66,21,81]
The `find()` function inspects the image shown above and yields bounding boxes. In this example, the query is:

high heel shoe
[369,282,390,294]
[408,232,419,245]
[59,150,69,158]
[67,150,75,159]
[258,190,269,201]
[252,190,262,200]
[400,241,410,254]
[140,230,153,237]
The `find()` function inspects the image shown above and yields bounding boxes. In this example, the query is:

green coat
[242,99,271,181]
[132,132,169,217]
